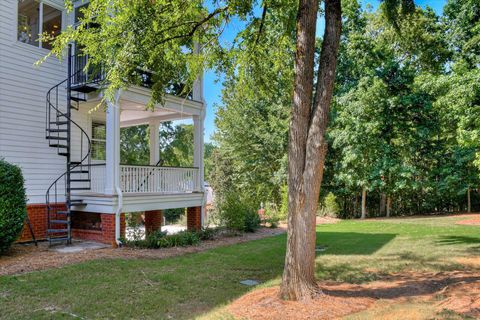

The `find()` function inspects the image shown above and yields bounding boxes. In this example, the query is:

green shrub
[280,184,288,220]
[126,212,143,228]
[197,227,218,240]
[217,193,259,233]
[244,210,261,232]
[262,203,283,228]
[163,208,185,224]
[124,229,206,249]
[321,192,340,217]
[0,159,27,254]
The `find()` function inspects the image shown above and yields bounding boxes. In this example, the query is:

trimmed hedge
[0,159,27,254]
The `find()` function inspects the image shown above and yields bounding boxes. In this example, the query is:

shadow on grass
[437,236,480,245]
[0,231,397,319]
[316,232,396,255]
[323,273,480,300]
[437,236,480,253]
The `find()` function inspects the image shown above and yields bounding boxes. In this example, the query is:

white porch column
[149,120,160,165]
[193,114,204,193]
[192,42,204,102]
[105,92,121,195]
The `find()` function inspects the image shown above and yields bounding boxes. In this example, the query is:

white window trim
[14,0,66,52]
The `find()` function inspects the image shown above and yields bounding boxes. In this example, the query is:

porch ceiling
[120,107,189,128]
[119,86,203,127]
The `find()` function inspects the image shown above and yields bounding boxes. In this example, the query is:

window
[92,122,106,161]
[74,3,89,27]
[17,0,62,50]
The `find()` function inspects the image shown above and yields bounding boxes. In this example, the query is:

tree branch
[255,2,268,44]
[157,7,229,45]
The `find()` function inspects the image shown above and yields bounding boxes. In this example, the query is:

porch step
[50,144,68,148]
[71,179,91,182]
[58,152,69,157]
[48,236,70,243]
[50,121,68,125]
[69,199,85,206]
[50,219,69,225]
[71,170,89,174]
[47,228,68,233]
[71,84,98,93]
[71,96,87,102]
[70,161,82,165]
[48,129,68,133]
[46,136,67,140]
[71,187,91,191]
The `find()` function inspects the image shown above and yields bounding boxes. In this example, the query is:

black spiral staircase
[45,46,99,245]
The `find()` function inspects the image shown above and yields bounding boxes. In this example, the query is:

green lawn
[1,215,479,319]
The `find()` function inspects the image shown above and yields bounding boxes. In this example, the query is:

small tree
[0,159,27,254]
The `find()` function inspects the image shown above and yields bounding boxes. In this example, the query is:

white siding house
[0,0,206,245]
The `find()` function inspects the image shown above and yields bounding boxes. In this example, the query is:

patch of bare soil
[455,256,480,268]
[0,227,285,276]
[228,271,480,320]
[456,216,480,226]
[316,216,341,225]
[277,216,339,229]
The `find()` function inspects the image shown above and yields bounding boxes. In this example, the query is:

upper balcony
[70,53,204,105]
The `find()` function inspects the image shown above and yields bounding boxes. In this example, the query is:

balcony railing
[71,53,193,99]
[88,164,200,194]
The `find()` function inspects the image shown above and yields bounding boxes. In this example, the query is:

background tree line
[210,0,480,218]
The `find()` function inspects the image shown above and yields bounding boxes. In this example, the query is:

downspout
[115,185,123,246]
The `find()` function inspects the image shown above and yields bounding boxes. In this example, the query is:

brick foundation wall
[100,213,126,246]
[17,203,67,242]
[17,205,125,247]
[187,206,202,231]
[144,210,163,235]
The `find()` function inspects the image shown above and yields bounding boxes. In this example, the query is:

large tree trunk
[280,0,342,301]
[354,192,358,216]
[361,187,367,219]
[467,187,471,213]
[379,193,386,216]
[386,196,392,217]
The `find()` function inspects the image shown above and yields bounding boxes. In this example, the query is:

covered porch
[72,85,206,215]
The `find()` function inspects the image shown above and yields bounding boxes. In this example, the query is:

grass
[1,215,479,319]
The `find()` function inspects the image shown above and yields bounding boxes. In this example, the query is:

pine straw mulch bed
[0,227,286,276]
[228,270,480,320]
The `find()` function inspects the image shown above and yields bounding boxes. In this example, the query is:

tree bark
[280,0,342,301]
[354,192,358,216]
[361,187,367,219]
[467,187,471,213]
[386,196,392,217]
[379,193,386,216]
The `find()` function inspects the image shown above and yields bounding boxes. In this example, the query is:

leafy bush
[197,227,218,240]
[122,228,219,249]
[163,208,185,224]
[320,192,340,217]
[279,184,288,220]
[244,210,261,232]
[217,192,260,233]
[262,204,281,228]
[126,212,143,228]
[0,159,27,254]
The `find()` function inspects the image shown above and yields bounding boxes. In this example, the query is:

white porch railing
[89,164,199,194]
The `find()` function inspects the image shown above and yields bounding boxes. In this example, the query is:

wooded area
[211,0,480,219]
